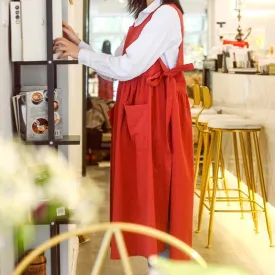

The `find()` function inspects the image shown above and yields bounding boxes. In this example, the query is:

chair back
[192,84,201,107]
[201,86,212,109]
[13,222,207,275]
[193,86,213,133]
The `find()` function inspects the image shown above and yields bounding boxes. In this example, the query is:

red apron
[110,4,194,260]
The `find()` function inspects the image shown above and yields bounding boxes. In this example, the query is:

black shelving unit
[13,7,81,147]
[23,135,81,146]
[15,60,78,65]
[81,0,90,177]
[15,218,79,275]
[12,0,82,274]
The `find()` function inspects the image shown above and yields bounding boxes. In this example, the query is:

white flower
[0,140,21,180]
[71,179,104,226]
[0,138,103,231]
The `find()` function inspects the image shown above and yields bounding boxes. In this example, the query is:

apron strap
[147,63,194,148]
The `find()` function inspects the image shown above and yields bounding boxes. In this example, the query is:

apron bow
[146,63,194,145]
[146,63,194,87]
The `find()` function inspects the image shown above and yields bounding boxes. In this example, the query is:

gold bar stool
[192,85,219,189]
[196,117,274,248]
[194,114,240,201]
[193,86,241,200]
[191,84,205,185]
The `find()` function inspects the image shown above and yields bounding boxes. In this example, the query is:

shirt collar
[134,0,162,26]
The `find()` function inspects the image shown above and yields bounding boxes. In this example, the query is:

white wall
[0,0,13,139]
[0,0,19,272]
[209,0,275,50]
[67,0,83,176]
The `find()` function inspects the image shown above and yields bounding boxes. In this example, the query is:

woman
[98,40,114,100]
[55,0,194,261]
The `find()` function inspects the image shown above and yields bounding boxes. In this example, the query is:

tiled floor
[76,166,275,275]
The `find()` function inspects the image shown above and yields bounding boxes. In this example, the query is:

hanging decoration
[234,0,252,42]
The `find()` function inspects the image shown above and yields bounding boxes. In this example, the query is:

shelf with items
[12,62,81,146]
[11,0,83,274]
[23,135,81,146]
[12,53,80,147]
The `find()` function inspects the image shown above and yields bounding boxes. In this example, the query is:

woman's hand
[62,21,81,45]
[54,37,80,59]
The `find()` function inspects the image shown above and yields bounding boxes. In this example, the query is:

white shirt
[78,0,182,81]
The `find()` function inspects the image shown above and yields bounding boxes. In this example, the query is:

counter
[212,72,275,205]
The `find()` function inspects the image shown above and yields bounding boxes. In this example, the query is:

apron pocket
[125,104,149,150]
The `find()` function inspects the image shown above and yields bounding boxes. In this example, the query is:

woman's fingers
[62,27,71,38]
[63,27,69,34]
[61,27,80,45]
[62,21,73,31]
[53,36,79,59]
[62,21,69,27]
[54,45,65,52]
[53,47,64,57]
[54,37,69,46]
[58,51,68,59]
[62,27,74,38]
[54,37,67,43]
[53,41,67,55]
[63,25,72,33]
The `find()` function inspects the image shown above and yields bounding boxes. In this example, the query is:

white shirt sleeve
[78,5,181,81]
[78,38,126,82]
[114,36,126,57]
[78,39,125,57]
[79,41,92,51]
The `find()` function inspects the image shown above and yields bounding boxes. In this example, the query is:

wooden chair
[13,222,207,275]
[191,84,217,120]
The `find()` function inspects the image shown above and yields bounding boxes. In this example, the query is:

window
[184,13,207,69]
[89,16,134,100]
[90,16,134,54]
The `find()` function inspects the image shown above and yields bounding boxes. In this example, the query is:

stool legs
[246,132,259,233]
[232,133,244,219]
[239,132,259,232]
[197,129,273,248]
[195,129,228,201]
[220,149,230,206]
[207,131,222,248]
[204,131,212,203]
[196,131,215,233]
[194,130,203,190]
[253,132,274,247]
